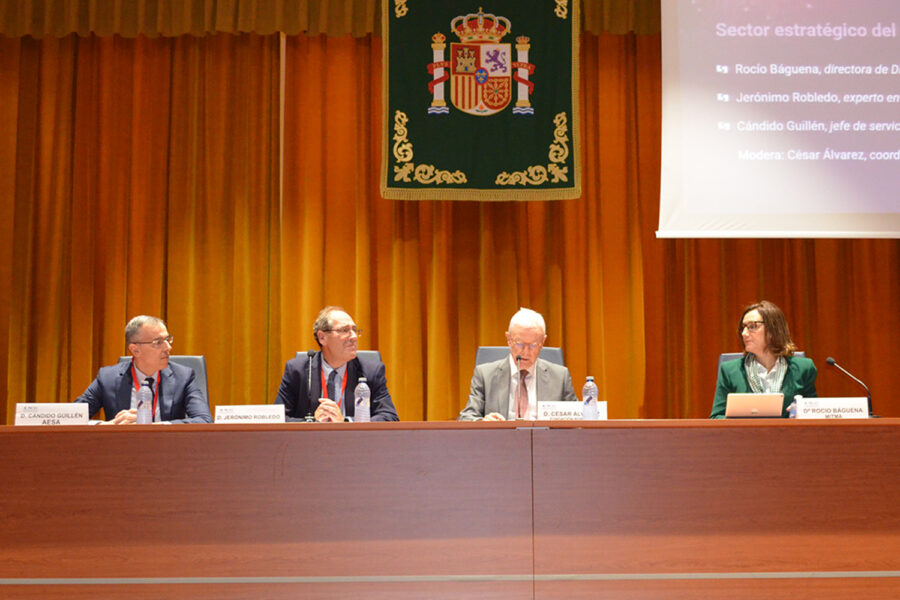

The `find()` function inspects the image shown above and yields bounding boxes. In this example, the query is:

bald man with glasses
[75,315,212,424]
[459,308,577,421]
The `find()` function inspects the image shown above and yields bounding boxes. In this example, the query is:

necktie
[518,370,529,419]
[327,370,339,403]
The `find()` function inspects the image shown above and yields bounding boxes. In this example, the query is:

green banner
[381,1,581,200]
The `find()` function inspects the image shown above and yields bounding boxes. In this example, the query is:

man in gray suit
[459,308,577,421]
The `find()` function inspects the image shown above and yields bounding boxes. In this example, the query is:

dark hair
[313,306,344,348]
[738,300,798,357]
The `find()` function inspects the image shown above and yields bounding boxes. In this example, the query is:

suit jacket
[76,360,212,423]
[458,356,577,421]
[275,351,399,422]
[710,355,818,419]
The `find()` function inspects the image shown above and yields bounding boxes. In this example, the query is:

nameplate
[15,403,89,426]
[215,405,286,423]
[538,401,607,421]
[796,397,868,419]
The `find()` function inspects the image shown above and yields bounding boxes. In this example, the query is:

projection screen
[658,0,900,238]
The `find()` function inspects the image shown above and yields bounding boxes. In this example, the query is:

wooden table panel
[534,577,900,600]
[532,421,900,578]
[0,424,534,581]
[4,419,900,599]
[0,581,533,600]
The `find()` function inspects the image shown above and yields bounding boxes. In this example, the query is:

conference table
[2,419,899,599]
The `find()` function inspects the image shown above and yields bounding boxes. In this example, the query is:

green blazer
[710,355,817,419]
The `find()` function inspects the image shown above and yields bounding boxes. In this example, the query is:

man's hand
[483,412,506,422]
[113,409,137,425]
[315,399,343,422]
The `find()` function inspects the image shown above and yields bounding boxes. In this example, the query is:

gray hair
[508,307,546,334]
[313,306,345,347]
[125,315,166,344]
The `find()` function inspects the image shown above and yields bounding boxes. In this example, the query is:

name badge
[537,401,607,421]
[15,403,89,426]
[796,397,868,419]
[215,405,286,423]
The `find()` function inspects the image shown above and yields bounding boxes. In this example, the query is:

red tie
[518,370,529,419]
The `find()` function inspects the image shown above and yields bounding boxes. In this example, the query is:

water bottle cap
[359,377,367,382]
[586,376,594,381]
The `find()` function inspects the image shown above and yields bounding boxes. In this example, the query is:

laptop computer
[725,393,784,418]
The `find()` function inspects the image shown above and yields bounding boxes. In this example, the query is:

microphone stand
[826,356,875,417]
[304,350,316,422]
[515,355,524,420]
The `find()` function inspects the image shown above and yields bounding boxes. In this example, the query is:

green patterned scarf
[744,354,788,394]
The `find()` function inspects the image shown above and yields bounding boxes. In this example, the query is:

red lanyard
[320,367,348,407]
[131,362,160,418]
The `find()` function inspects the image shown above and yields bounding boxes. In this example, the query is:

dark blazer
[275,351,398,422]
[710,355,818,419]
[76,360,212,423]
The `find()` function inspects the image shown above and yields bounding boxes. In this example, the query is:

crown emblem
[451,7,511,43]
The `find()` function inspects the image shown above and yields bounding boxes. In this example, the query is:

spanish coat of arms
[427,7,536,116]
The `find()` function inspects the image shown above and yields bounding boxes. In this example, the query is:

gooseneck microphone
[515,355,523,420]
[826,356,874,417]
[305,350,316,422]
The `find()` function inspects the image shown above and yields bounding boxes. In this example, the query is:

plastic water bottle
[136,382,153,424]
[787,395,801,419]
[354,377,371,423]
[582,376,599,420]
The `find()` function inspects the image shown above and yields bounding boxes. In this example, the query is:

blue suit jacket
[76,360,212,423]
[275,351,398,422]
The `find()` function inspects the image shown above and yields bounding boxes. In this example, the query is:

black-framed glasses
[132,336,174,348]
[326,325,362,337]
[741,321,764,333]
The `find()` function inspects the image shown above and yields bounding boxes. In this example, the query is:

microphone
[515,355,523,420]
[305,350,316,422]
[826,357,874,417]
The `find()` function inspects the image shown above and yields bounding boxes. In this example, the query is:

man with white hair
[458,308,577,421]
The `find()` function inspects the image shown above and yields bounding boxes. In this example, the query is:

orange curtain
[0,32,280,421]
[0,0,660,38]
[280,33,655,420]
[2,30,899,424]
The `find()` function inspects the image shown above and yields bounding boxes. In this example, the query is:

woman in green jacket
[710,300,817,418]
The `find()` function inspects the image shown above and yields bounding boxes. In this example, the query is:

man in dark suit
[276,306,398,422]
[75,315,212,424]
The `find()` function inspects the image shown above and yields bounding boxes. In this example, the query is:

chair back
[118,355,209,403]
[475,346,565,366]
[717,350,806,371]
[296,350,382,363]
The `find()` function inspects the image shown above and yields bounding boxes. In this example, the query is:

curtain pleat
[2,30,899,425]
[0,33,280,421]
[0,0,659,38]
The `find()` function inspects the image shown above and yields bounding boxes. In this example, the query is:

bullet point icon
[716,65,729,74]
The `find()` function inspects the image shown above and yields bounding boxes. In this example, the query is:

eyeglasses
[132,336,174,348]
[741,321,764,333]
[511,341,542,352]
[326,325,362,337]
